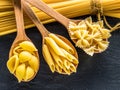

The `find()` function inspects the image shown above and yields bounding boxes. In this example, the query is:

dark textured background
[0,16,120,90]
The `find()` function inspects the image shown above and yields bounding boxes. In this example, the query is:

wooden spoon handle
[13,0,25,36]
[22,0,48,37]
[25,0,70,28]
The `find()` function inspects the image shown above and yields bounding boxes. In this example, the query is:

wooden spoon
[22,0,78,74]
[24,0,111,56]
[9,0,39,82]
[25,0,81,43]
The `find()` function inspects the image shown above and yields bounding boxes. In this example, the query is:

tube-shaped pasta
[42,34,79,75]
[62,65,71,75]
[55,64,63,73]
[48,47,63,68]
[42,44,55,73]
[45,37,65,57]
[69,63,76,73]
[63,59,70,69]
[49,33,74,54]
[61,48,78,64]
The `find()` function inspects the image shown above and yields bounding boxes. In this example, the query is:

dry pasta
[43,33,79,75]
[7,41,39,82]
[68,17,111,56]
[1,0,120,36]
[42,44,55,73]
[49,33,74,54]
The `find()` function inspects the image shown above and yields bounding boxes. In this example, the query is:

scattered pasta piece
[68,17,111,56]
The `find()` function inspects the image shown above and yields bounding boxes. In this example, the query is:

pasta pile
[68,17,111,56]
[7,41,39,82]
[43,33,79,75]
[1,0,120,36]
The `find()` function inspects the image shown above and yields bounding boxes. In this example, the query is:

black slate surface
[0,16,120,90]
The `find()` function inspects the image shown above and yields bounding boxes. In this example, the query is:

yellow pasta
[84,46,95,56]
[13,46,23,55]
[24,66,35,81]
[15,63,26,83]
[7,41,39,82]
[68,17,111,56]
[62,65,71,75]
[69,63,76,73]
[42,44,55,73]
[49,33,74,54]
[1,0,120,36]
[45,37,65,57]
[19,41,38,52]
[55,64,63,73]
[28,56,39,72]
[63,59,70,69]
[49,47,63,68]
[19,51,32,63]
[61,48,78,64]
[43,34,79,75]
[7,55,19,74]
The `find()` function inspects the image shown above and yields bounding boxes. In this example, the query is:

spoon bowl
[8,0,39,82]
[22,0,78,74]
[25,0,111,56]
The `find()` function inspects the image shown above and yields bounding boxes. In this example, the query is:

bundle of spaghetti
[0,0,90,36]
[0,0,120,36]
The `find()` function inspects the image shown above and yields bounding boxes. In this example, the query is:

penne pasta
[55,64,63,74]
[63,59,70,69]
[69,63,76,73]
[49,33,74,54]
[45,37,65,57]
[48,47,63,68]
[61,48,79,64]
[62,65,71,75]
[42,44,55,73]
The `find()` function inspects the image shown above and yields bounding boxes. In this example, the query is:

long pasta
[0,0,120,36]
